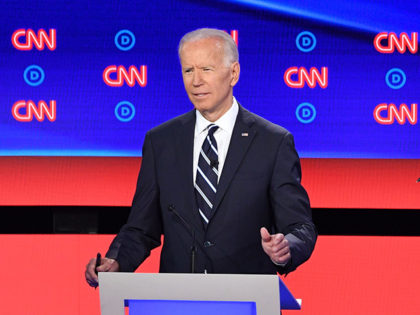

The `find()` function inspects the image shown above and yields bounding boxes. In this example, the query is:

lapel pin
[241,133,248,137]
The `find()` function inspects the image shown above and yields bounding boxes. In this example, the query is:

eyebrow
[183,65,215,69]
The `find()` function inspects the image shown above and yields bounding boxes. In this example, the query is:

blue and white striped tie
[195,124,219,226]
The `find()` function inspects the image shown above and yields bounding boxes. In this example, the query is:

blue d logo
[392,74,401,84]
[115,101,136,122]
[385,68,406,89]
[23,65,45,86]
[30,71,39,80]
[296,103,316,124]
[296,31,316,52]
[115,30,136,51]
[121,35,130,45]
[302,108,311,118]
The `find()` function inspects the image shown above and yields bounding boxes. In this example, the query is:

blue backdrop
[1,0,418,158]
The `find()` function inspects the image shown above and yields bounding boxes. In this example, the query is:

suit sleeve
[105,132,162,272]
[269,132,317,274]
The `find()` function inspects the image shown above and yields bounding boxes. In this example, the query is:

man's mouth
[193,93,209,98]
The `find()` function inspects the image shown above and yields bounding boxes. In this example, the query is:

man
[85,28,316,287]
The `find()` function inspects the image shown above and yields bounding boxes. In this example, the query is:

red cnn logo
[284,67,328,88]
[374,32,418,54]
[103,65,147,87]
[12,100,56,122]
[374,103,417,125]
[222,30,238,46]
[230,30,238,46]
[12,29,56,51]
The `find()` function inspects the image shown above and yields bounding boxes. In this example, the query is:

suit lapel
[212,106,256,214]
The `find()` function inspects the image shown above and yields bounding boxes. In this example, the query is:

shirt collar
[195,97,239,135]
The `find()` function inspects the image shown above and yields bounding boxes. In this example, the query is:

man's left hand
[260,227,291,265]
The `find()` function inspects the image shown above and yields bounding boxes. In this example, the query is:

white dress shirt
[193,97,239,183]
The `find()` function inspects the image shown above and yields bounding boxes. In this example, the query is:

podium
[99,273,301,315]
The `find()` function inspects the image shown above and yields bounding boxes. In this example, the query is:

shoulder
[240,106,291,139]
[147,109,195,137]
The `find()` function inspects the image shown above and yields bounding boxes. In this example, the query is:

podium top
[99,273,300,315]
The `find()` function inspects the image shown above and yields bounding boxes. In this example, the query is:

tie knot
[207,124,218,136]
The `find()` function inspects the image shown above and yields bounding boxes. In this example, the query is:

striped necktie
[195,124,219,226]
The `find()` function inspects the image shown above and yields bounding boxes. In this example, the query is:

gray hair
[178,28,239,66]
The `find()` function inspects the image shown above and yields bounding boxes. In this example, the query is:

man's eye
[203,68,211,71]
[184,69,192,74]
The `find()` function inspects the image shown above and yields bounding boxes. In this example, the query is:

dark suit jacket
[106,105,317,274]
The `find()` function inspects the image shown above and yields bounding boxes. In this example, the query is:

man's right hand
[85,257,120,288]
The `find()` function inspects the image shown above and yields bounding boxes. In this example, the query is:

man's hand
[85,257,120,288]
[260,227,291,265]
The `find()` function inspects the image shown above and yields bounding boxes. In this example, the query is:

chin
[191,101,211,113]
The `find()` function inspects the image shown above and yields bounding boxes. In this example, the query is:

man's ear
[230,61,240,87]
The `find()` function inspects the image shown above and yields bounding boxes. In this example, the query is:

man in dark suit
[86,28,316,286]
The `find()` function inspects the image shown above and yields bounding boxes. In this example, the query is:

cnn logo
[12,29,56,51]
[12,100,56,122]
[227,30,238,46]
[374,32,418,54]
[374,103,417,125]
[103,65,147,87]
[284,67,328,88]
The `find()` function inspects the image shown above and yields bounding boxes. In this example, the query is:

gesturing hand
[260,227,291,265]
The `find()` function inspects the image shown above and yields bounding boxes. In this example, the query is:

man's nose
[192,70,203,86]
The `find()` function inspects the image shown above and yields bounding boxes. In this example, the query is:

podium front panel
[126,299,256,315]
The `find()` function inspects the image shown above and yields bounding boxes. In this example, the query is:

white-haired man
[86,28,316,287]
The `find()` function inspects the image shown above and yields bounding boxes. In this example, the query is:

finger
[97,258,119,273]
[96,259,111,272]
[85,258,99,285]
[272,233,285,245]
[273,241,290,260]
[274,252,291,265]
[274,244,290,258]
[87,278,99,288]
[86,258,98,278]
[260,227,272,243]
[272,238,289,252]
[108,260,120,272]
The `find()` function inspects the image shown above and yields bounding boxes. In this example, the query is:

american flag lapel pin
[241,132,248,137]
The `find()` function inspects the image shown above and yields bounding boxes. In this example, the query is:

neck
[200,98,233,122]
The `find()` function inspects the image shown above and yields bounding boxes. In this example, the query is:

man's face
[180,37,240,121]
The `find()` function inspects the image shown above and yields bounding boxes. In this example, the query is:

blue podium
[99,273,301,315]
